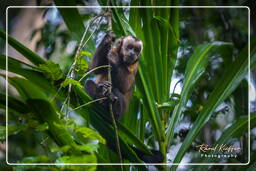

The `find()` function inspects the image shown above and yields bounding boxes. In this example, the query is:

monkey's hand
[98,81,118,102]
[105,32,116,44]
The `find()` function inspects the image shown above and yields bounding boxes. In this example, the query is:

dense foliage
[0,1,255,171]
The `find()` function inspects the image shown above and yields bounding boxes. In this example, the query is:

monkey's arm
[90,32,115,74]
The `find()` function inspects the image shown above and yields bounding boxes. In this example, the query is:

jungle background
[0,0,256,171]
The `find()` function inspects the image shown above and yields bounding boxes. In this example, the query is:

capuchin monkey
[85,32,142,120]
[85,32,163,163]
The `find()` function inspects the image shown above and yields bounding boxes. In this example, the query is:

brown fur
[85,33,142,119]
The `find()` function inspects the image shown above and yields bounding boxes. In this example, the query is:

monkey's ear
[107,37,123,64]
[113,37,123,50]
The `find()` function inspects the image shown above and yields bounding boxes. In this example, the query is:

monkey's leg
[111,88,126,120]
[85,80,100,99]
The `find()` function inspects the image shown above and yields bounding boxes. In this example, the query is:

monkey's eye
[127,44,133,50]
[135,47,140,53]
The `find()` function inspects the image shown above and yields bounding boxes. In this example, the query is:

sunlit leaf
[80,51,92,56]
[60,78,83,88]
[35,122,49,132]
[76,57,89,73]
[56,155,97,171]
[73,143,99,153]
[74,126,106,144]
[38,61,64,82]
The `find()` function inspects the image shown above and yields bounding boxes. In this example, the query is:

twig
[106,2,123,169]
[51,12,110,103]
[79,65,111,82]
[60,13,106,119]
[70,97,107,112]
[60,22,91,120]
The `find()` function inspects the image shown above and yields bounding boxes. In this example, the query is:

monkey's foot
[98,81,111,95]
[106,92,118,102]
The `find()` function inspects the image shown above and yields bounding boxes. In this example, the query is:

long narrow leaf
[74,86,152,155]
[166,42,233,148]
[194,115,256,170]
[0,29,45,66]
[170,43,250,170]
[0,55,56,94]
[28,99,77,148]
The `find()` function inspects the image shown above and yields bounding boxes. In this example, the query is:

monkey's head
[119,36,142,65]
[120,36,143,65]
[109,35,143,66]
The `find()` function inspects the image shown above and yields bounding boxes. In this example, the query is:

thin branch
[79,65,111,82]
[106,1,123,169]
[51,12,110,104]
[70,97,107,112]
[60,13,106,118]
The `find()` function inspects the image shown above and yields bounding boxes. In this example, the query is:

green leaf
[153,15,179,43]
[166,42,233,148]
[74,86,152,155]
[137,68,163,146]
[56,155,97,171]
[0,55,57,94]
[80,51,92,56]
[52,143,99,154]
[73,143,99,154]
[50,145,71,153]
[0,126,6,140]
[35,122,49,132]
[38,61,64,82]
[0,29,45,66]
[8,77,47,101]
[170,43,250,170]
[156,100,179,110]
[74,126,106,144]
[0,54,35,69]
[76,57,89,73]
[0,93,29,114]
[194,115,256,170]
[0,125,26,141]
[61,78,83,88]
[6,78,78,149]
[28,99,77,148]
[73,87,147,163]
[19,155,49,163]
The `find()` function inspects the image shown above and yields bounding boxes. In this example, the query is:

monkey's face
[121,36,142,65]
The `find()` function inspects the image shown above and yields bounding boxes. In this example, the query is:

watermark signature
[196,144,241,153]
[196,144,241,159]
